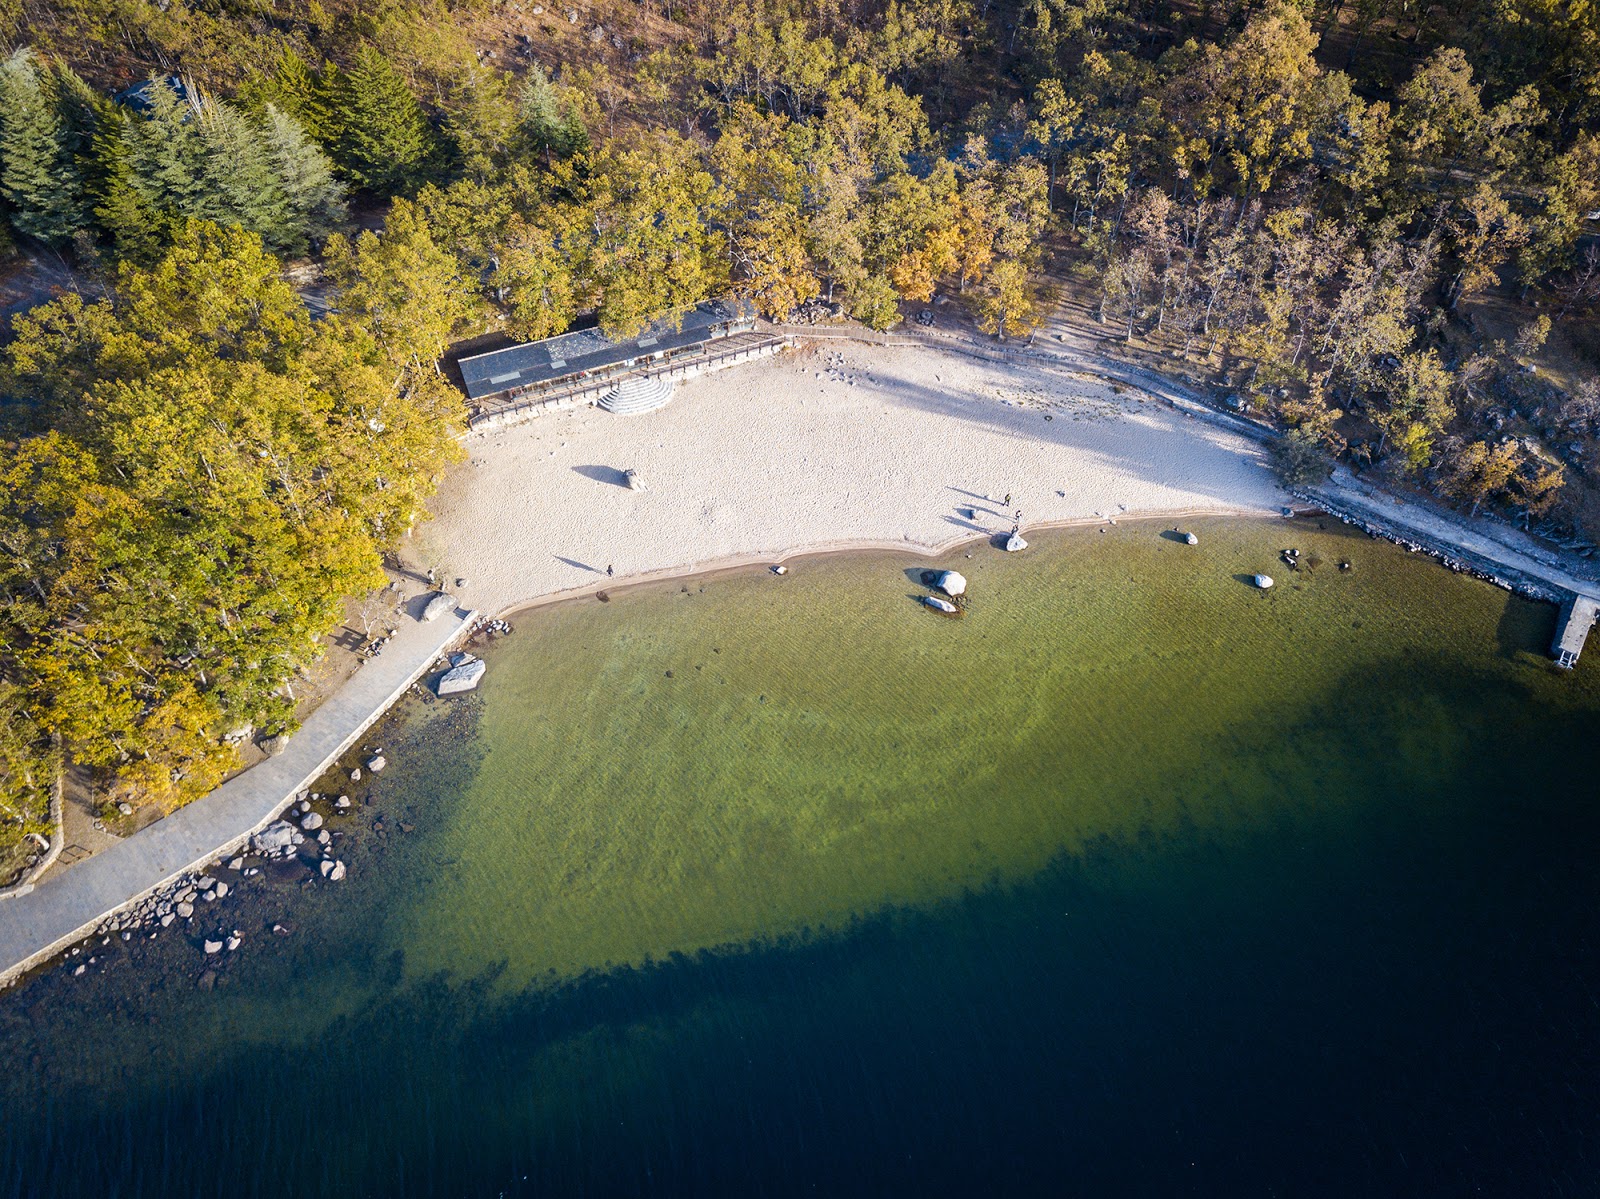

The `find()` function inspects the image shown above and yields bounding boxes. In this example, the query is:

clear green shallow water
[3,516,1598,1197]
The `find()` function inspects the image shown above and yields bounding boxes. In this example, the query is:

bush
[1270,428,1330,487]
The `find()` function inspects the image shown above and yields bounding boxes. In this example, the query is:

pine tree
[122,77,208,222]
[336,47,436,196]
[199,98,293,250]
[265,48,336,146]
[89,113,164,263]
[263,106,346,256]
[0,50,88,246]
[518,66,568,161]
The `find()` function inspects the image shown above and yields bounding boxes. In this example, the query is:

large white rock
[1003,532,1028,552]
[437,658,488,695]
[365,754,386,773]
[933,570,967,597]
[320,859,347,882]
[420,592,456,622]
[300,812,324,831]
[921,595,960,615]
[1254,574,1275,589]
[253,821,296,853]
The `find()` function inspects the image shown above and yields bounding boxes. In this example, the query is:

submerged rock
[365,754,387,773]
[203,940,223,955]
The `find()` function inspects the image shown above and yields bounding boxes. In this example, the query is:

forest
[1,0,1598,858]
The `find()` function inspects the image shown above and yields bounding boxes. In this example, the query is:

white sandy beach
[414,340,1288,615]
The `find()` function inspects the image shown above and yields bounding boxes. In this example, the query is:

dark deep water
[2,519,1598,1197]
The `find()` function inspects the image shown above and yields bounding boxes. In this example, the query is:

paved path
[0,604,476,986]
[1307,468,1600,598]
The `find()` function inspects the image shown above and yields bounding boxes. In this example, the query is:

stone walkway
[0,604,476,986]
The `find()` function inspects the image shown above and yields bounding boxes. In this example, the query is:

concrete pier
[1553,594,1599,669]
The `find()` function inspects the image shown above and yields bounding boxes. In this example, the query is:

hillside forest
[1,0,1599,865]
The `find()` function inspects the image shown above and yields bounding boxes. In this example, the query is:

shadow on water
[5,633,1599,1199]
[1496,589,1560,662]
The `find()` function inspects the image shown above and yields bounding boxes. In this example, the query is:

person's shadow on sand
[555,556,604,573]
[571,465,632,487]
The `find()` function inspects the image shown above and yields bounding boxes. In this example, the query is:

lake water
[2,517,1598,1197]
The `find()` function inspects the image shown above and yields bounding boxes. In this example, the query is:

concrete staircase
[600,373,676,415]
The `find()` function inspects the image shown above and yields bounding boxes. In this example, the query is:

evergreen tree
[198,98,293,250]
[0,50,88,246]
[518,66,589,161]
[122,77,208,221]
[263,48,336,146]
[336,47,437,196]
[263,105,346,255]
[89,113,164,264]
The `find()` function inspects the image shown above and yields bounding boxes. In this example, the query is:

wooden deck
[1553,594,1599,669]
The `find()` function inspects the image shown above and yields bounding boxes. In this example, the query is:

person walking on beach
[606,564,614,578]
[1003,492,1012,507]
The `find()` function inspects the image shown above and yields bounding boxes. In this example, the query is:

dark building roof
[111,76,191,114]
[455,300,754,401]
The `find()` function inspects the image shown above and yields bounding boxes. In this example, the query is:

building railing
[467,332,788,431]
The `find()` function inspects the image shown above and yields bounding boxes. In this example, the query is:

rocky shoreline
[1294,489,1569,607]
[39,625,512,993]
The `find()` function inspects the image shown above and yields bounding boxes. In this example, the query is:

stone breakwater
[1293,488,1569,605]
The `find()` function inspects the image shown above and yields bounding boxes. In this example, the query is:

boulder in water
[437,658,487,695]
[1254,574,1275,589]
[1184,532,1199,546]
[1003,532,1028,552]
[300,812,324,832]
[253,820,294,854]
[933,570,967,597]
[921,595,960,616]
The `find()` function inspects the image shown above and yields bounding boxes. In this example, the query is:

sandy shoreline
[471,508,1275,622]
[413,339,1288,617]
